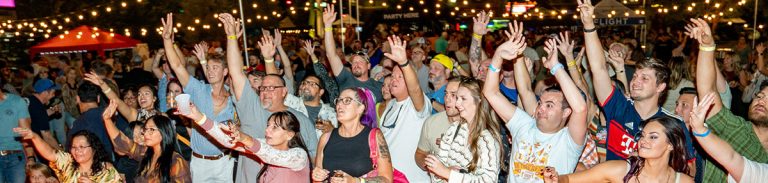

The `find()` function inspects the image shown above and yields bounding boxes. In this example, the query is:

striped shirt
[432,123,501,183]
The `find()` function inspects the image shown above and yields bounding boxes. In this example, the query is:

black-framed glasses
[258,86,285,92]
[301,81,320,88]
[334,97,361,105]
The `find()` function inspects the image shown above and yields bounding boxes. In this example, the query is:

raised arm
[161,13,191,86]
[386,36,426,111]
[689,93,746,181]
[687,18,722,118]
[756,43,767,76]
[607,50,629,95]
[274,29,295,81]
[469,11,490,76]
[218,13,247,100]
[192,41,210,77]
[14,128,57,162]
[102,100,128,146]
[84,72,138,121]
[305,40,340,105]
[260,35,279,75]
[322,6,343,76]
[543,39,588,145]
[151,49,166,79]
[578,0,613,103]
[484,21,526,122]
[515,57,537,115]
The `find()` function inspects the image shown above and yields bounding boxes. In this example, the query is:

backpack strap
[368,128,379,168]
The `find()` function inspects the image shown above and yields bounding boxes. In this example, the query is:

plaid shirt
[579,135,600,169]
[703,109,768,183]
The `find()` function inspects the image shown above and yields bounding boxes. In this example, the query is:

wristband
[692,128,711,137]
[103,88,112,94]
[399,61,410,67]
[699,45,716,52]
[583,27,596,33]
[359,178,366,183]
[195,115,207,126]
[567,60,577,67]
[489,64,500,73]
[227,35,237,40]
[199,59,207,65]
[550,63,564,75]
[312,59,319,63]
[472,33,483,40]
[264,58,275,63]
[324,27,333,32]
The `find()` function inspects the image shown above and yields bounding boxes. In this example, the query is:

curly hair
[70,130,110,175]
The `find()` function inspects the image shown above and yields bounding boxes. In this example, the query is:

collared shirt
[0,93,30,150]
[704,108,768,182]
[184,77,234,156]
[284,94,337,138]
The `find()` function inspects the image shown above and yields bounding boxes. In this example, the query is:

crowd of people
[1,0,766,182]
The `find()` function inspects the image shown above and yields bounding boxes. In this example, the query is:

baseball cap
[431,54,453,71]
[33,79,60,93]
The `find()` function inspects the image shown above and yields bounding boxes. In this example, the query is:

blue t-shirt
[68,107,115,160]
[184,78,234,156]
[499,83,519,104]
[0,93,31,150]
[429,85,447,114]
[600,87,695,161]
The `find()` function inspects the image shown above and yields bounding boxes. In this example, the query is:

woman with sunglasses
[312,87,394,183]
[13,129,121,183]
[542,116,693,183]
[177,103,311,182]
[102,100,191,182]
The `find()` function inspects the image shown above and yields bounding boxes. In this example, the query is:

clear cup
[175,94,191,115]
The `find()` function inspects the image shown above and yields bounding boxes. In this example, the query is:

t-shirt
[183,77,234,156]
[305,105,321,123]
[336,69,383,102]
[379,96,432,182]
[429,85,446,114]
[68,107,115,160]
[416,65,432,96]
[0,93,31,151]
[27,96,50,134]
[506,108,584,183]
[600,87,695,161]
[417,112,452,154]
[500,83,519,104]
[727,157,768,183]
[234,82,319,183]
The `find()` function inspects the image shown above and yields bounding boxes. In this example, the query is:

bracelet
[567,60,577,67]
[489,64,501,73]
[227,35,237,40]
[550,63,564,75]
[399,61,410,67]
[264,58,275,63]
[103,88,112,94]
[472,33,483,40]
[199,59,207,65]
[312,59,319,63]
[195,115,207,125]
[324,27,333,32]
[692,128,711,137]
[359,178,366,183]
[584,27,597,33]
[699,45,716,52]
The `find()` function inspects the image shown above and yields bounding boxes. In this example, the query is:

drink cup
[175,94,191,115]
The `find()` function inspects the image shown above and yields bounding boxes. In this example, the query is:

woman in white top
[424,77,503,182]
[542,116,693,183]
[689,93,768,183]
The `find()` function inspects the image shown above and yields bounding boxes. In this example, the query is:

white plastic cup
[175,94,191,115]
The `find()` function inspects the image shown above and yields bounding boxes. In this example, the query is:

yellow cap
[431,54,453,70]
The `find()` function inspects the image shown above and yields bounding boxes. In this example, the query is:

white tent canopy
[594,0,644,18]
[333,15,363,25]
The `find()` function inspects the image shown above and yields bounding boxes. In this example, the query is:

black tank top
[322,126,373,177]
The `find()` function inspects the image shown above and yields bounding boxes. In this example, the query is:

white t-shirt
[728,156,768,183]
[506,108,584,183]
[379,95,432,182]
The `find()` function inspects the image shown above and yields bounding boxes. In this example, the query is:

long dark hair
[256,111,310,180]
[623,116,690,183]
[70,130,110,175]
[137,115,177,183]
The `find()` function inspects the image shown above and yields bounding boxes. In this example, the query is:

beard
[748,111,768,127]
[352,70,365,77]
[300,91,316,101]
[261,100,273,109]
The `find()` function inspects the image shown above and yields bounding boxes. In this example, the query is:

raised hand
[384,35,408,65]
[543,38,560,70]
[503,20,524,42]
[218,13,243,38]
[102,100,118,121]
[322,5,337,27]
[684,18,714,46]
[258,34,277,60]
[83,71,105,87]
[160,13,174,41]
[689,93,716,133]
[302,40,315,54]
[495,21,527,61]
[472,11,491,36]
[577,0,596,28]
[555,32,575,58]
[218,122,241,145]
[12,127,36,140]
[192,41,209,61]
[607,50,626,67]
[273,29,283,46]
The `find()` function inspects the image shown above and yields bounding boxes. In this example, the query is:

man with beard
[427,54,453,113]
[323,6,383,102]
[415,77,461,170]
[219,15,318,182]
[689,18,768,182]
[283,75,338,138]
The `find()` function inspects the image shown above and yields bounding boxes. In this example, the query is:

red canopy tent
[29,25,140,58]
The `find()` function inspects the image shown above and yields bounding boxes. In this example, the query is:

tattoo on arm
[470,38,481,64]
[364,177,387,183]
[376,132,390,160]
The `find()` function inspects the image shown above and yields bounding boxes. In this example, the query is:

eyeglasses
[335,97,362,105]
[755,92,767,100]
[142,127,159,135]
[258,86,285,92]
[71,145,91,151]
[301,81,320,88]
